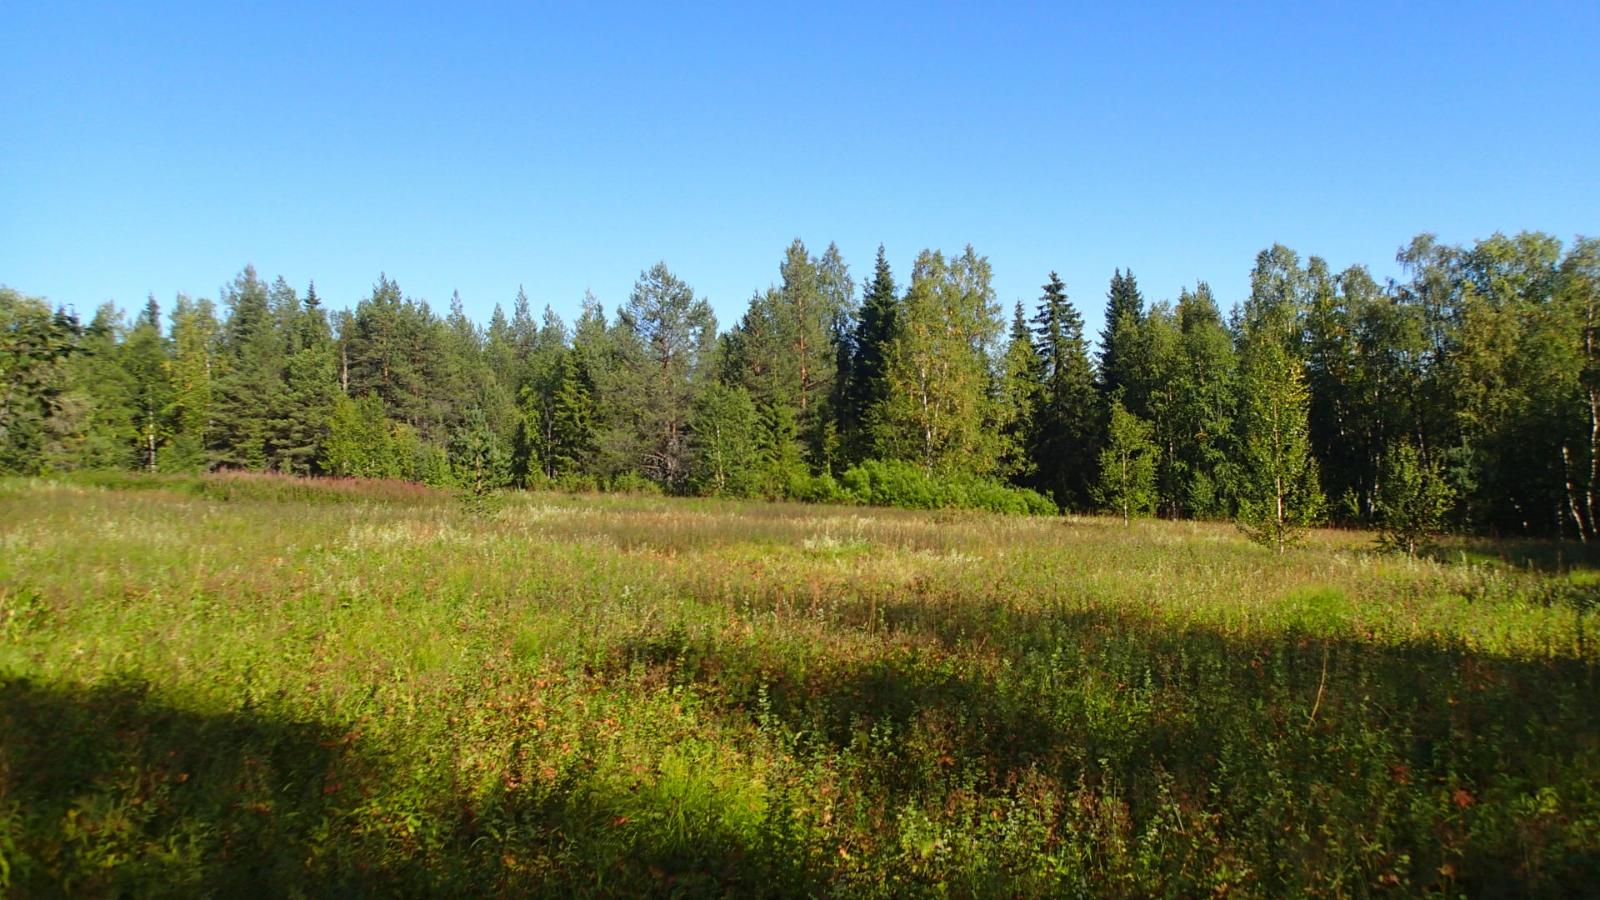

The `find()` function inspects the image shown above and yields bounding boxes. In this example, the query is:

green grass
[3,474,1599,896]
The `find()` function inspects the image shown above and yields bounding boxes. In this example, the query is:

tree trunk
[1588,386,1600,538]
[1562,444,1588,541]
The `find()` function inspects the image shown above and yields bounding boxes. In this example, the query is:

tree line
[3,232,1597,544]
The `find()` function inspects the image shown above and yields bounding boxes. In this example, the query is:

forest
[4,230,1599,539]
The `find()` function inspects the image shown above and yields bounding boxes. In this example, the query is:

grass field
[3,474,1599,896]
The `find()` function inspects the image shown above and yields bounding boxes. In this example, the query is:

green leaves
[1095,398,1158,524]
[1236,326,1322,553]
[1374,442,1455,556]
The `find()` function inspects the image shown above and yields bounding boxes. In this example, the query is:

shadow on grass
[1426,534,1600,574]
[607,599,1600,896]
[0,677,394,896]
[0,677,810,897]
[10,600,1600,896]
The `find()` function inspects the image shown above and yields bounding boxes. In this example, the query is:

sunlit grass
[3,474,1599,895]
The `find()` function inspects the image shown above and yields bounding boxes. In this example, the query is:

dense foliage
[5,230,1599,535]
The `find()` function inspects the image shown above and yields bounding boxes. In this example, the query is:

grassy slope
[2,474,1598,896]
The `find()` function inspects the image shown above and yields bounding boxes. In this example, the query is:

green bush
[837,459,1056,515]
[608,471,664,495]
[786,471,848,505]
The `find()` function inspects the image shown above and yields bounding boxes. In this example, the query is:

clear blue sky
[4,1,1597,340]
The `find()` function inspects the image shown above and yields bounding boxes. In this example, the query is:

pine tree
[1095,397,1158,524]
[613,262,716,490]
[344,275,449,438]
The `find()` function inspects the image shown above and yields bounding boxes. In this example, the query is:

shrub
[609,471,664,495]
[1375,442,1455,556]
[837,459,1055,516]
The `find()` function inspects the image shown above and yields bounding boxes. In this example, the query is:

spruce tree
[0,289,83,473]
[1099,268,1145,399]
[844,245,898,462]
[1172,284,1240,517]
[449,406,510,500]
[213,265,284,469]
[72,304,138,469]
[997,301,1042,481]
[1031,272,1100,507]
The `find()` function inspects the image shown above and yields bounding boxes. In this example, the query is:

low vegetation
[4,474,1599,895]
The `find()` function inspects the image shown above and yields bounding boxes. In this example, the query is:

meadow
[2,474,1599,896]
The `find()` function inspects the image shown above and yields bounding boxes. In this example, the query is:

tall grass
[2,475,1597,895]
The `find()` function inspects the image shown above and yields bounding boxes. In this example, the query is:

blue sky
[3,1,1596,339]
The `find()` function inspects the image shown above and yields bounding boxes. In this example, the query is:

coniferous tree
[71,304,139,469]
[277,304,339,476]
[997,301,1042,482]
[1133,304,1184,516]
[611,263,715,490]
[1172,284,1240,517]
[449,406,510,497]
[0,291,85,473]
[816,242,855,468]
[720,240,851,473]
[510,286,538,376]
[843,246,898,462]
[213,266,283,469]
[1030,272,1100,507]
[544,350,598,479]
[13,228,1600,538]
[1099,268,1145,400]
